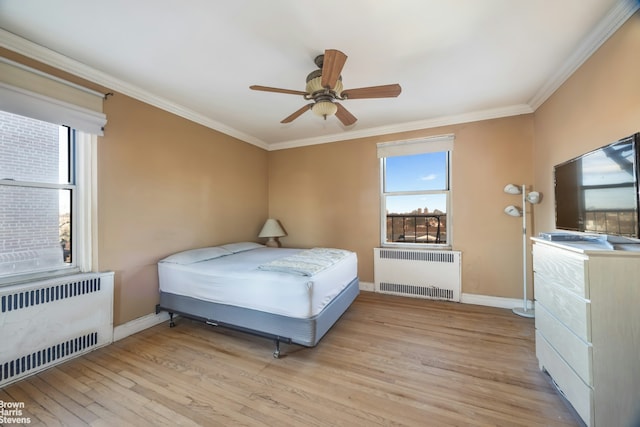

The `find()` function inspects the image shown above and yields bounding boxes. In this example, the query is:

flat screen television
[554,133,640,239]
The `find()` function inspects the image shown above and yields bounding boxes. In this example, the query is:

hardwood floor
[0,292,581,426]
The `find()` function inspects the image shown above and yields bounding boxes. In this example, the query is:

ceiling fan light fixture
[306,76,323,94]
[305,76,343,96]
[250,49,400,125]
[311,100,338,119]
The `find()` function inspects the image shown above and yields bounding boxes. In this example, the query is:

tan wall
[99,94,269,325]
[268,114,535,299]
[533,12,640,235]
[1,49,269,326]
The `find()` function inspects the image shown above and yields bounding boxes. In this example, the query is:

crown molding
[0,29,269,150]
[528,0,640,110]
[268,104,534,151]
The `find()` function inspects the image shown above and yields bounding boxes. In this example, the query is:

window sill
[0,266,81,287]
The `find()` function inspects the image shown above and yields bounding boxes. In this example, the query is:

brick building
[0,110,66,275]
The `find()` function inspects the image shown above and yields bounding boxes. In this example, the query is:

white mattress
[158,247,357,319]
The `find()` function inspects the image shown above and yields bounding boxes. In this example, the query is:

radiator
[374,248,461,302]
[0,272,114,387]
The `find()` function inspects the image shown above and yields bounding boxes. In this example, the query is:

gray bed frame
[155,277,359,358]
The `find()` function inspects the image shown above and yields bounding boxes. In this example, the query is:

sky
[384,152,448,214]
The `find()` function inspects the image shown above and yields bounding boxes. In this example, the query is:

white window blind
[377,134,454,158]
[0,57,107,135]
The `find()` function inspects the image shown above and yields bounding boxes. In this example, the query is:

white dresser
[532,238,640,427]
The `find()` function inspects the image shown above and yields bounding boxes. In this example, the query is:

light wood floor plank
[24,375,98,425]
[13,378,82,426]
[38,366,94,406]
[89,335,287,426]
[0,292,580,426]
[83,381,159,427]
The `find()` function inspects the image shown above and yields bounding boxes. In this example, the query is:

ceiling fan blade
[250,85,307,96]
[321,49,348,89]
[342,84,402,99]
[335,102,357,126]
[281,103,314,123]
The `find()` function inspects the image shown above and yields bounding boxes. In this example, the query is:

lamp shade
[306,76,343,96]
[312,100,338,118]
[504,205,522,217]
[258,219,287,238]
[503,184,522,195]
[526,191,542,204]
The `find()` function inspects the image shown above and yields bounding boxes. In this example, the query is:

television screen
[554,133,640,238]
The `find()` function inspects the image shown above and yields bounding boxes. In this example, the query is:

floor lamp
[504,184,541,318]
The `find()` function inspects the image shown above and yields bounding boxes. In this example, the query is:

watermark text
[0,400,31,424]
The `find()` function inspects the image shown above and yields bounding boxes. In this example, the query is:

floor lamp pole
[513,184,535,318]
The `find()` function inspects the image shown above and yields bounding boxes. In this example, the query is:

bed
[155,242,359,357]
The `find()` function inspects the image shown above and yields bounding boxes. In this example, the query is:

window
[378,135,453,247]
[0,58,105,285]
[0,110,79,282]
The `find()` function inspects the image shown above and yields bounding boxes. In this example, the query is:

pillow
[219,241,265,253]
[160,246,232,264]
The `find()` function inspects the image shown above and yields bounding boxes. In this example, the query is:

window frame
[0,60,104,286]
[0,123,80,285]
[378,136,453,249]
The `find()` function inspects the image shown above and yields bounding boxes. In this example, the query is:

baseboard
[359,280,375,292]
[461,293,534,310]
[363,287,533,310]
[113,311,171,341]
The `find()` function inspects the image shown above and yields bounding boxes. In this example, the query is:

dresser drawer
[535,276,591,342]
[536,330,593,426]
[533,243,589,298]
[536,304,592,385]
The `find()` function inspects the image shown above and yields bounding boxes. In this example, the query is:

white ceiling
[0,0,636,150]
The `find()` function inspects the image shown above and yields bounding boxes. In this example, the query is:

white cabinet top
[531,237,640,257]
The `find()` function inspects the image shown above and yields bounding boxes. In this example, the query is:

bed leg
[169,312,176,328]
[273,339,281,359]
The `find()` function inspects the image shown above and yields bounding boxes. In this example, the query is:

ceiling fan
[250,49,401,126]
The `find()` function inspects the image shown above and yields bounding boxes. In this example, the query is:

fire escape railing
[386,213,446,244]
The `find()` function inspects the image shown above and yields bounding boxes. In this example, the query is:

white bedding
[158,246,358,319]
